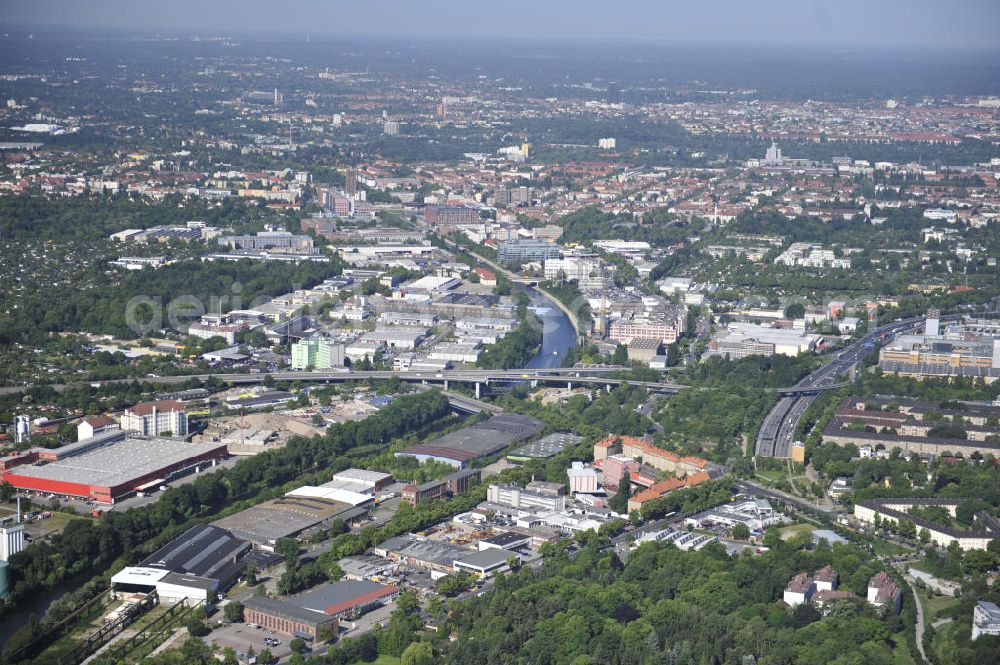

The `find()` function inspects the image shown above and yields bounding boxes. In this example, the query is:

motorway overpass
[1,365,859,401]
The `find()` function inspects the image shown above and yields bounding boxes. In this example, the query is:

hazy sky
[3,0,999,49]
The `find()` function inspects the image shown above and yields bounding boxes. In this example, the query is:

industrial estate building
[373,533,519,579]
[243,596,338,640]
[708,321,820,358]
[110,567,219,605]
[396,413,544,468]
[110,524,277,605]
[138,524,261,587]
[487,482,566,512]
[0,430,227,504]
[401,468,481,506]
[507,432,583,462]
[212,470,387,547]
[294,580,400,619]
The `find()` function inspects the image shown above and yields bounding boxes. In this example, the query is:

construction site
[196,389,389,455]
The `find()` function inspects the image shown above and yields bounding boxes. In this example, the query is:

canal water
[0,576,79,650]
[521,286,579,369]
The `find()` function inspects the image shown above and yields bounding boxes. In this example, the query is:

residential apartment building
[972,600,1000,640]
[120,400,188,437]
[867,572,902,614]
[854,498,999,551]
[77,415,118,441]
[424,206,481,225]
[594,435,710,478]
[291,339,346,370]
[774,243,851,269]
[494,187,530,207]
[544,257,606,289]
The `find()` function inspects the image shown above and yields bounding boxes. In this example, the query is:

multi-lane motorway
[755,316,929,458]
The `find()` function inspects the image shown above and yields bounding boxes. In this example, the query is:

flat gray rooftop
[213,495,357,545]
[424,428,520,457]
[508,432,583,459]
[243,596,330,626]
[378,534,471,567]
[455,547,516,570]
[10,437,224,489]
[293,580,394,614]
[406,413,545,459]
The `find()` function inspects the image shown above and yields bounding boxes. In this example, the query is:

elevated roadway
[2,356,871,403]
[2,365,864,401]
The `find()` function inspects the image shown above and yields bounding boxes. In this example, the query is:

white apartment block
[972,601,1000,640]
[775,243,851,270]
[543,257,606,289]
[487,484,566,512]
[120,400,188,437]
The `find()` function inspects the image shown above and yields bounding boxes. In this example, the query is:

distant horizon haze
[2,0,999,50]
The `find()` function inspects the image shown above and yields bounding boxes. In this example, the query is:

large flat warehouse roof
[508,432,583,460]
[7,437,226,489]
[213,495,360,545]
[140,524,252,583]
[397,414,545,465]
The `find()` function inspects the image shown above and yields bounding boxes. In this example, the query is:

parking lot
[204,623,293,661]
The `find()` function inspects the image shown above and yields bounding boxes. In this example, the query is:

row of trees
[476,306,542,370]
[495,383,655,439]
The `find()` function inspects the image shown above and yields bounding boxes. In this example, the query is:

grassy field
[755,469,785,483]
[29,511,92,538]
[352,657,400,665]
[928,619,968,665]
[890,639,918,665]
[871,539,910,556]
[923,593,961,620]
[0,505,94,540]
